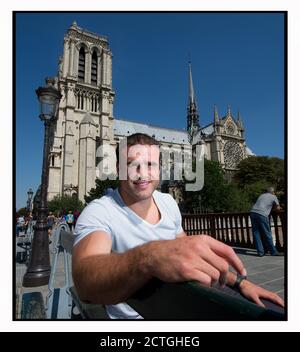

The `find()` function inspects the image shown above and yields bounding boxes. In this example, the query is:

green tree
[234,156,284,192]
[84,177,119,204]
[234,156,285,207]
[198,159,229,212]
[16,207,28,217]
[224,183,251,212]
[242,180,270,205]
[48,195,84,216]
[184,159,249,213]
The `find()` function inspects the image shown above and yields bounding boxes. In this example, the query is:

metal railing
[182,211,286,252]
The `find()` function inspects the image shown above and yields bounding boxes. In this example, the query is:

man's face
[119,144,160,201]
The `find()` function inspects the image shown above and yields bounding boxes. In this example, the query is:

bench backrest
[48,226,109,319]
[45,223,73,319]
[60,230,75,254]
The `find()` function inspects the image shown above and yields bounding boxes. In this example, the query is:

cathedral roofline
[113,118,190,145]
[200,122,214,130]
[200,115,237,129]
[114,118,187,134]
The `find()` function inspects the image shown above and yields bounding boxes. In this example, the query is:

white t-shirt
[74,188,183,319]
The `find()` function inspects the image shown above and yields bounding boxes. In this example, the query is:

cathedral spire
[187,62,200,141]
[188,62,195,105]
[237,108,244,130]
[214,105,219,125]
[70,21,78,30]
[213,104,220,134]
[227,104,232,117]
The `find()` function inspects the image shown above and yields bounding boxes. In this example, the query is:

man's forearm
[72,235,248,305]
[72,243,154,305]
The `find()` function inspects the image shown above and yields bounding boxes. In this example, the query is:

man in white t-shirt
[73,133,284,319]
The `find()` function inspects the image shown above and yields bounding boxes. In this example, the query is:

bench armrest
[69,280,283,320]
[127,279,283,320]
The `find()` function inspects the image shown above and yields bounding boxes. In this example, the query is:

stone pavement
[15,230,67,319]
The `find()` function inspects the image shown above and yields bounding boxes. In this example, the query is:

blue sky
[16,12,285,210]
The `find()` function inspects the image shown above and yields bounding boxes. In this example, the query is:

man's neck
[119,187,159,222]
[119,186,152,208]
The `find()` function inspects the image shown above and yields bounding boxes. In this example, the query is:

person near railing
[16,215,25,237]
[250,187,284,257]
[66,210,74,232]
[72,133,284,319]
[47,212,56,236]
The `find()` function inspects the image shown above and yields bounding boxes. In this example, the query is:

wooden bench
[54,228,284,320]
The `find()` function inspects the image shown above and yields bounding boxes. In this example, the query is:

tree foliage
[234,156,284,192]
[197,159,229,212]
[183,156,285,213]
[242,180,271,205]
[48,195,84,215]
[234,156,285,208]
[223,183,251,212]
[184,159,250,213]
[84,177,119,204]
[16,207,29,217]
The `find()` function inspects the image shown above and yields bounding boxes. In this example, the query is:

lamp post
[27,188,33,212]
[23,78,62,287]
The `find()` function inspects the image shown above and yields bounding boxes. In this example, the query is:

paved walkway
[15,230,66,318]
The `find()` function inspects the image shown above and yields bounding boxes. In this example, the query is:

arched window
[78,47,85,83]
[91,50,98,86]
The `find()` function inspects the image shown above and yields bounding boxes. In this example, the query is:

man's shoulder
[154,190,174,202]
[83,192,120,214]
[87,194,115,209]
[154,191,179,211]
[259,192,274,199]
[263,193,277,201]
[76,195,116,227]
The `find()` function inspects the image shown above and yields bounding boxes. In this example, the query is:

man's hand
[145,235,247,287]
[239,280,284,308]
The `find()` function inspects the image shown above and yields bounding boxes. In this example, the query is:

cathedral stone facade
[47,22,253,202]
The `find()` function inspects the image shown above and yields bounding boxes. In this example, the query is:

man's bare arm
[72,232,247,305]
[176,230,187,238]
[72,231,153,305]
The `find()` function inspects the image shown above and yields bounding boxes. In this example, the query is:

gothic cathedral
[47,22,253,201]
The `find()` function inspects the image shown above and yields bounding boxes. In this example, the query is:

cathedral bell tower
[48,21,115,201]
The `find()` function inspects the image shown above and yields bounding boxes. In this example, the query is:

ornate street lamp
[27,188,33,211]
[23,78,62,287]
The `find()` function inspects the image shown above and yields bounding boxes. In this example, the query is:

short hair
[267,187,275,193]
[116,133,160,163]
